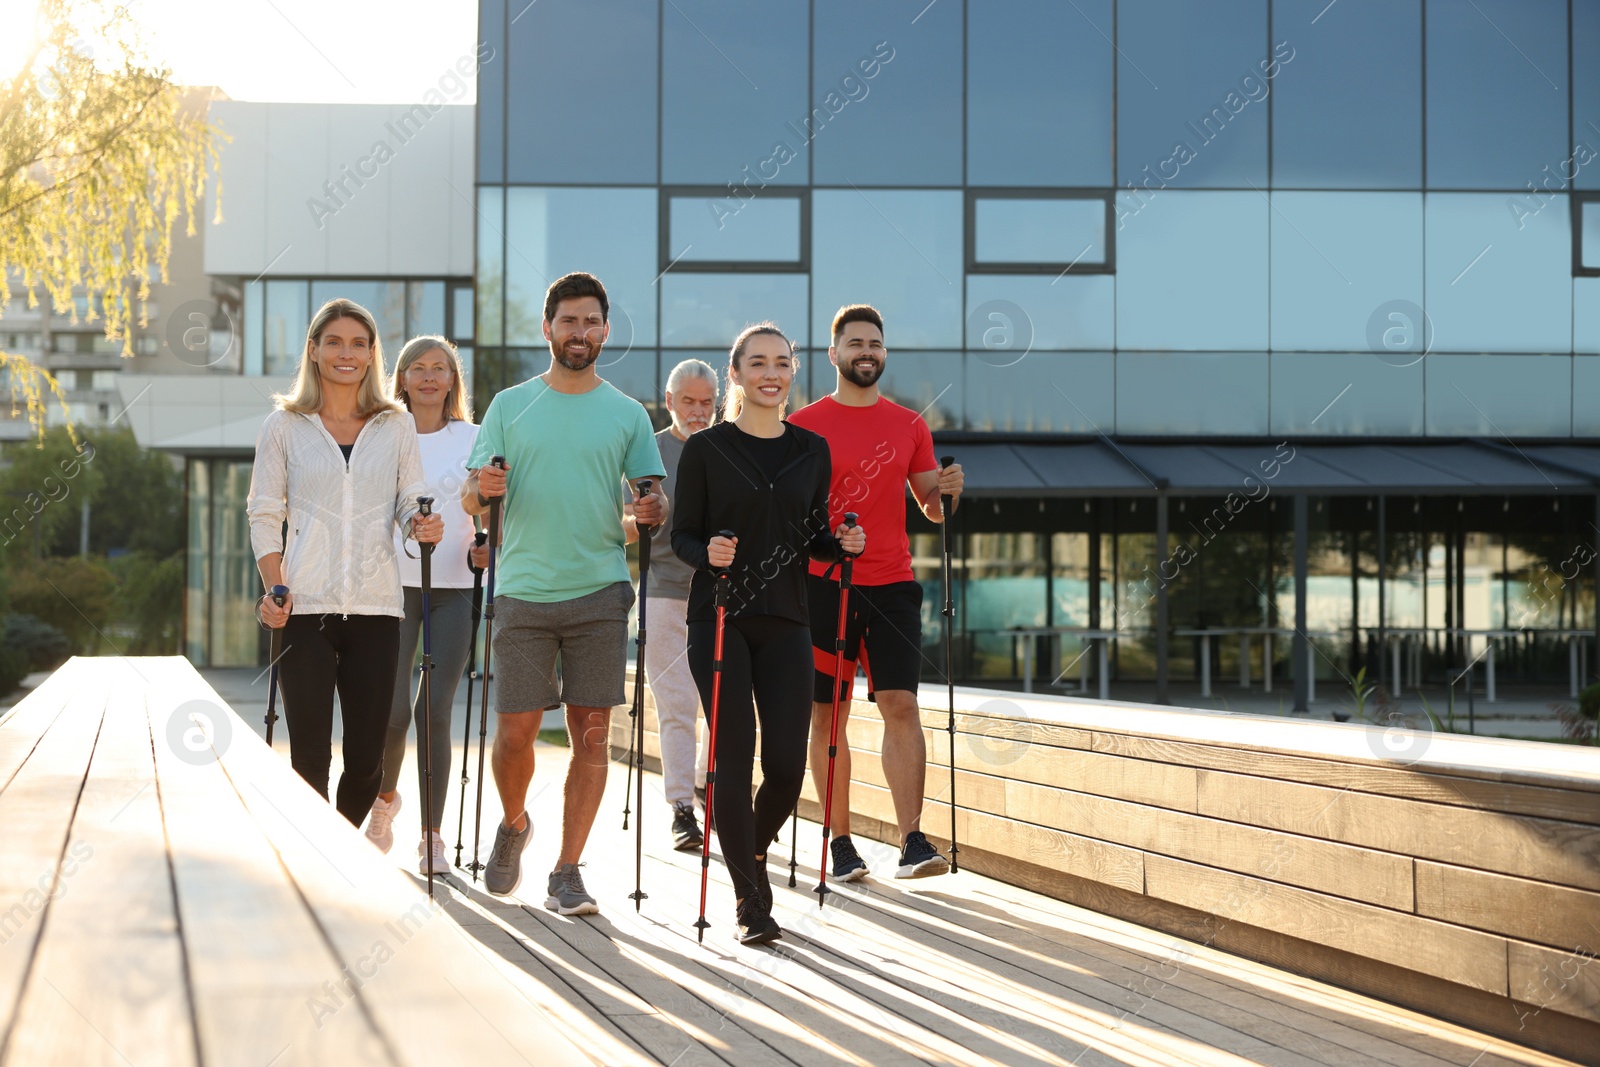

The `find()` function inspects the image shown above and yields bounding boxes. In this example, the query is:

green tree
[7,554,114,653]
[0,0,218,434]
[0,423,98,557]
[80,424,181,555]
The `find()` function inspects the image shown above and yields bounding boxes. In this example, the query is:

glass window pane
[974,198,1105,266]
[597,349,660,419]
[312,281,406,366]
[968,0,1112,186]
[1268,353,1423,435]
[876,351,963,432]
[1574,1,1600,190]
[185,459,209,663]
[1115,353,1269,434]
[1583,202,1600,269]
[263,281,307,376]
[1575,356,1600,434]
[455,345,474,412]
[503,187,658,348]
[478,186,503,346]
[1115,191,1268,350]
[1116,0,1270,188]
[1425,193,1569,352]
[662,1,809,185]
[967,352,1114,433]
[1576,278,1600,353]
[1424,354,1571,435]
[965,275,1114,350]
[1426,0,1566,189]
[407,281,446,339]
[478,0,505,182]
[812,1,961,185]
[670,195,801,263]
[812,189,962,348]
[244,279,264,375]
[505,0,657,183]
[451,285,475,342]
[661,273,808,349]
[1270,192,1422,352]
[1271,0,1421,188]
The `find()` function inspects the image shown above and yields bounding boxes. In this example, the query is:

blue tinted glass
[879,351,964,432]
[662,1,809,186]
[264,281,307,375]
[478,0,505,181]
[670,195,801,263]
[503,188,658,348]
[968,353,1114,433]
[1116,191,1268,350]
[811,2,961,186]
[1576,357,1600,433]
[597,348,660,416]
[477,186,503,346]
[311,281,406,366]
[244,280,264,375]
[968,0,1113,186]
[1271,0,1420,188]
[1426,0,1566,189]
[1115,353,1269,434]
[974,199,1106,265]
[1584,202,1600,269]
[1424,194,1569,352]
[1573,2,1600,190]
[1425,354,1570,435]
[812,190,962,348]
[1268,354,1423,435]
[965,275,1115,350]
[1270,192,1422,351]
[407,281,446,339]
[451,285,474,342]
[505,0,657,184]
[661,274,808,349]
[1116,0,1270,189]
[1576,278,1600,353]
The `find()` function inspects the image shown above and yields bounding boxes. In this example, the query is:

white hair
[665,358,718,395]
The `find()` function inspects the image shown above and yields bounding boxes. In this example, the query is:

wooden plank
[0,662,110,1054]
[1415,862,1600,956]
[132,656,592,1067]
[1509,941,1600,1029]
[1195,770,1600,893]
[1143,854,1509,995]
[1004,778,1415,910]
[0,658,87,789]
[145,660,395,1065]
[5,684,198,1067]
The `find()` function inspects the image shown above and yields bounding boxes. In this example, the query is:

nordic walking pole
[469,457,506,882]
[787,803,799,888]
[455,528,487,869]
[625,479,655,911]
[695,531,735,943]
[418,496,438,898]
[264,584,289,746]
[816,513,858,907]
[939,456,959,874]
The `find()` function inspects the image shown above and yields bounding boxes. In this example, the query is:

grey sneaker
[485,813,530,896]
[545,863,600,916]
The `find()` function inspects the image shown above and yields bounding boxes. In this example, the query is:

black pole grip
[270,584,288,607]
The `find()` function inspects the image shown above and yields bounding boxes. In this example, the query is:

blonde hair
[722,322,796,423]
[275,298,402,417]
[391,335,473,423]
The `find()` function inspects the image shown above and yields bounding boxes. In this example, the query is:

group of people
[245,271,964,945]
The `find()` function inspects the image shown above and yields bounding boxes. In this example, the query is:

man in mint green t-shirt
[464,272,665,911]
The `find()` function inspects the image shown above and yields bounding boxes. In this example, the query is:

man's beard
[552,340,601,371]
[840,358,883,388]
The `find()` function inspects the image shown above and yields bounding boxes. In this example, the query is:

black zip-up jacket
[671,420,843,625]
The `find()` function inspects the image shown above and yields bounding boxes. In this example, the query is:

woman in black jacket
[672,322,866,945]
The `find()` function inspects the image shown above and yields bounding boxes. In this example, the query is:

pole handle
[270,584,288,607]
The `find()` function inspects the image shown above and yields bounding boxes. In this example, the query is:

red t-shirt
[789,395,938,586]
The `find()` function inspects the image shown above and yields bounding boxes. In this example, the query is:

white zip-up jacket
[246,407,427,618]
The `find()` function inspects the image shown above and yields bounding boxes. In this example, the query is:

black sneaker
[830,835,869,882]
[895,830,950,879]
[671,800,703,851]
[736,893,781,946]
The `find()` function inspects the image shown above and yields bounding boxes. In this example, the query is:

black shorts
[809,575,924,703]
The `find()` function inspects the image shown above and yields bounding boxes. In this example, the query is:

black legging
[278,613,400,825]
[687,613,813,901]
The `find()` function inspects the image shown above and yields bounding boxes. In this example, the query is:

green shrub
[2,614,71,672]
[1579,682,1600,723]
[109,551,182,654]
[6,556,115,654]
[0,644,28,701]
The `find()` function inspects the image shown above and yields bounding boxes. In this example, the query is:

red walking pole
[815,513,858,906]
[694,531,736,943]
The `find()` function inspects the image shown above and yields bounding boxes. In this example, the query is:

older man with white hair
[644,358,718,850]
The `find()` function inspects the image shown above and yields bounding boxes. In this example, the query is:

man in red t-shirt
[789,304,964,882]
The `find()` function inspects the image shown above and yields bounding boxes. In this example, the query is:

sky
[1,0,482,103]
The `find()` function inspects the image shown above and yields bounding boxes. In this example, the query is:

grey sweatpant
[381,585,474,831]
[644,596,709,806]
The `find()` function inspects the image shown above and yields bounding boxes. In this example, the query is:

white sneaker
[418,831,448,877]
[365,793,401,854]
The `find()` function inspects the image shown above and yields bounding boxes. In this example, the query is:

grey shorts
[492,582,635,714]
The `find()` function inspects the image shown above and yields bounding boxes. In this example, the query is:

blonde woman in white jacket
[248,298,443,826]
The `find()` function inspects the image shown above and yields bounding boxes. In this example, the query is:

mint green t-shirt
[468,378,664,603]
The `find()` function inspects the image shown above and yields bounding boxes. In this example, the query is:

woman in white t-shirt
[365,335,485,874]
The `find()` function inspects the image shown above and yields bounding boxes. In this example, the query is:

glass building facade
[474,0,1600,700]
